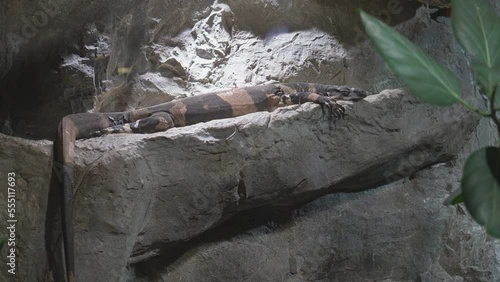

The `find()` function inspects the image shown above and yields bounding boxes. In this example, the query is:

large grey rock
[0,135,53,282]
[151,162,499,282]
[138,113,500,282]
[68,88,480,281]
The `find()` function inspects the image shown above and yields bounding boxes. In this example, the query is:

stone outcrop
[1,87,498,281]
[0,135,53,282]
[69,88,481,281]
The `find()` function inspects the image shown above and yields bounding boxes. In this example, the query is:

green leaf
[495,86,500,109]
[450,193,464,205]
[462,147,500,238]
[360,10,462,106]
[473,63,500,97]
[0,239,4,251]
[452,0,500,94]
[443,189,464,205]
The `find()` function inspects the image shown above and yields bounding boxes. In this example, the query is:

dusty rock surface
[0,135,53,282]
[69,88,481,281]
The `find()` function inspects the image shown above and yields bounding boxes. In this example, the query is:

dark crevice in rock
[237,171,247,205]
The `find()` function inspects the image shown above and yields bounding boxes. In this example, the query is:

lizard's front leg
[281,91,346,119]
[92,111,175,136]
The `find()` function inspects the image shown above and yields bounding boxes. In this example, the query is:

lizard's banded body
[55,82,368,282]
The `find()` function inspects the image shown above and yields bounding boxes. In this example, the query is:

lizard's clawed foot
[317,96,345,120]
[286,92,346,120]
[90,124,133,137]
[90,112,175,137]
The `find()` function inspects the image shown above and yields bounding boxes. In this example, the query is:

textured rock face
[0,0,499,282]
[153,163,499,282]
[0,0,419,139]
[69,88,482,281]
[0,135,53,282]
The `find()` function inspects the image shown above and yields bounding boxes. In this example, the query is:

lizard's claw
[89,130,104,137]
[90,124,133,137]
[289,92,346,120]
[317,96,345,120]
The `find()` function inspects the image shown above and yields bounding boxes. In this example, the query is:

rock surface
[0,135,53,282]
[0,0,499,281]
[156,165,500,282]
[70,88,481,281]
[0,0,420,139]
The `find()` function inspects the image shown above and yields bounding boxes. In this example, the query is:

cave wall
[0,0,419,139]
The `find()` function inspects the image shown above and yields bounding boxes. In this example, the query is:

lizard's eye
[275,87,285,96]
[326,87,339,94]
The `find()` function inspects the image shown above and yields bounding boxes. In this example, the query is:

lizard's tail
[62,168,75,282]
[57,117,77,282]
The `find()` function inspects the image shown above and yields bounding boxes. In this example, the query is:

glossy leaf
[443,189,464,205]
[452,0,500,95]
[496,86,500,109]
[473,63,500,97]
[449,193,464,205]
[462,147,500,238]
[360,10,462,106]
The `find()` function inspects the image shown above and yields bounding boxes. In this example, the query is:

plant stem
[458,97,489,116]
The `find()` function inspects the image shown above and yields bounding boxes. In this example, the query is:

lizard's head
[325,85,369,101]
[274,87,293,105]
